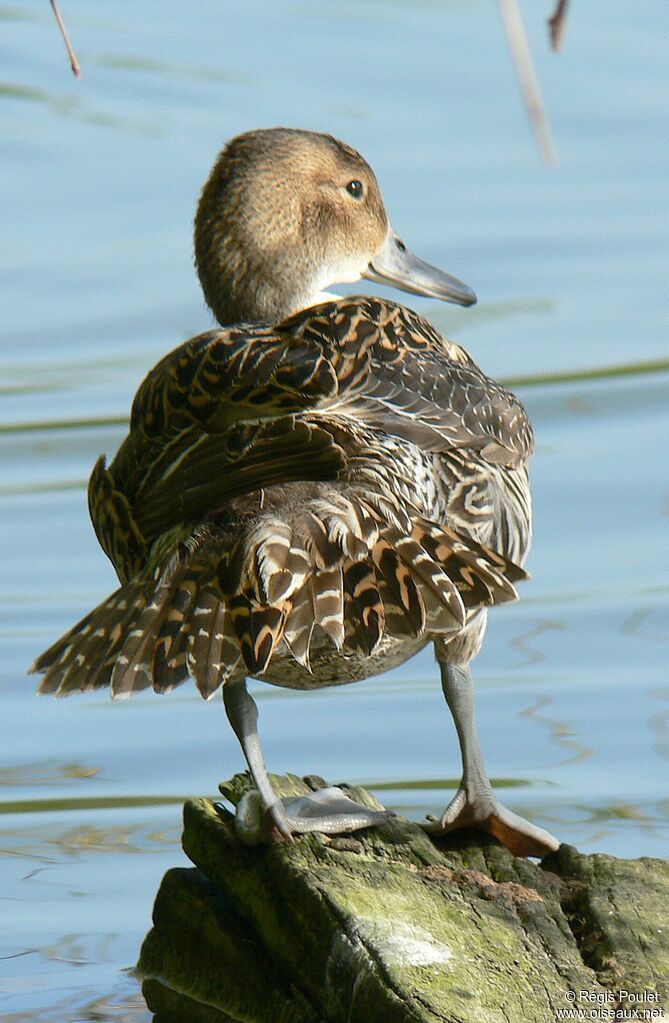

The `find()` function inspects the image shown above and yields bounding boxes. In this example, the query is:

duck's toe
[423,787,559,858]
[235,786,394,845]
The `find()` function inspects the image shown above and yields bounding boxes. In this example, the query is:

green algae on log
[137,773,668,1023]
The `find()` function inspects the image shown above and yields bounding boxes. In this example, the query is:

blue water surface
[1,1,667,1019]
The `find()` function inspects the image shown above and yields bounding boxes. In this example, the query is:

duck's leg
[425,661,559,857]
[222,678,393,844]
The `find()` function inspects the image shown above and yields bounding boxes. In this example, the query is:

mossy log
[137,773,668,1023]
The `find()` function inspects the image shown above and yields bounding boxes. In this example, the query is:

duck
[32,127,559,857]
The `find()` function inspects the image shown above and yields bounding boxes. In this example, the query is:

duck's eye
[346,180,364,199]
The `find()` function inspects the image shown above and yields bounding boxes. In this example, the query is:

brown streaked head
[195,127,475,327]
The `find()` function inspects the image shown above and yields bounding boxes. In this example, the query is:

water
[1,1,668,1019]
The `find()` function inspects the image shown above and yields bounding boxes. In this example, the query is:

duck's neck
[195,178,333,327]
[206,279,343,328]
[198,249,341,327]
[306,289,343,307]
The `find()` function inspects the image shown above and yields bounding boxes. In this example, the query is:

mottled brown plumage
[31,128,558,855]
[34,294,531,695]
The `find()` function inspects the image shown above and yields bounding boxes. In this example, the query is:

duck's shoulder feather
[90,297,532,580]
[285,297,533,467]
[128,295,531,460]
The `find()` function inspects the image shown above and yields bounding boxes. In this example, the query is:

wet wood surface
[138,773,668,1022]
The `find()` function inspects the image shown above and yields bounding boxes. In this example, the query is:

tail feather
[386,529,466,630]
[151,575,199,691]
[152,648,189,693]
[110,575,174,698]
[319,495,379,559]
[87,657,117,694]
[343,560,385,656]
[31,607,97,681]
[298,511,342,568]
[411,521,523,607]
[31,490,527,699]
[186,588,239,699]
[371,538,426,636]
[34,590,146,697]
[247,520,309,604]
[283,582,314,668]
[310,567,344,649]
[230,594,286,675]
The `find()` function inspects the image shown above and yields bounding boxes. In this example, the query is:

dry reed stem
[548,0,570,52]
[497,0,558,167]
[50,0,81,79]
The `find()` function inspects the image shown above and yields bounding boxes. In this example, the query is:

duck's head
[195,127,476,326]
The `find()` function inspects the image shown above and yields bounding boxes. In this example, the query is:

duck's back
[35,297,532,698]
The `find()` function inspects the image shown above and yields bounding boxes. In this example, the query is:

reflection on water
[2,982,150,1023]
[0,761,100,786]
[2,819,178,860]
[92,52,254,87]
[509,619,564,666]
[521,694,594,766]
[1,0,668,1018]
[0,80,163,135]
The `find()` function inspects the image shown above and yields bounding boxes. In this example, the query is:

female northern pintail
[32,128,558,856]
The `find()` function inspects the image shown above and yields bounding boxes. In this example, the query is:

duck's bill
[363,227,476,307]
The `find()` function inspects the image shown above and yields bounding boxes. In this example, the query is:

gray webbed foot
[236,786,395,846]
[223,680,394,845]
[424,785,559,858]
[433,660,561,858]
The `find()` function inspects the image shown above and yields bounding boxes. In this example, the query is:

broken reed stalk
[50,0,81,79]
[48,0,564,172]
[497,0,558,167]
[548,0,571,53]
